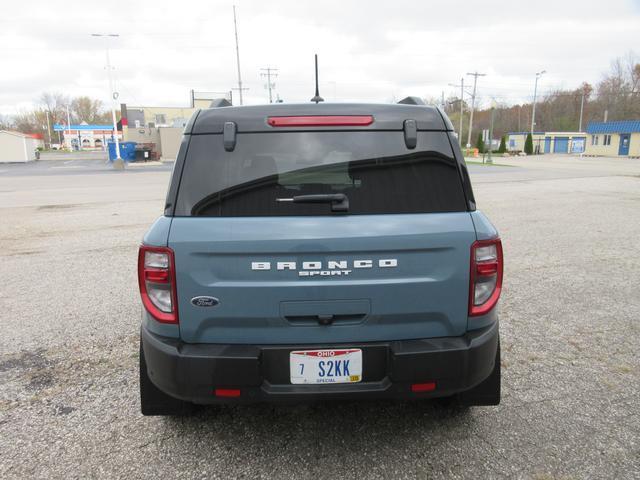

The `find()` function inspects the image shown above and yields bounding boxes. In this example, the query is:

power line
[448,78,466,146]
[260,67,279,104]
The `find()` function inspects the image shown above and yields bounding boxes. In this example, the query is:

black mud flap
[457,341,501,406]
[140,339,195,416]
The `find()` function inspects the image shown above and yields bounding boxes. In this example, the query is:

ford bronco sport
[138,100,503,415]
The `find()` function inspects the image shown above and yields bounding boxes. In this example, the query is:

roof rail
[397,96,425,105]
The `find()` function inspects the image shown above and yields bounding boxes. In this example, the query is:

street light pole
[531,70,546,135]
[91,33,122,168]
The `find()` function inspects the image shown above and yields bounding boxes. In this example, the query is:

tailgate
[169,213,475,344]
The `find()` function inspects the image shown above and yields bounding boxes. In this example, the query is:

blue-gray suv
[138,100,503,415]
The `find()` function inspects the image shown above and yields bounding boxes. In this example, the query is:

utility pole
[91,33,122,167]
[66,105,72,151]
[448,77,466,146]
[531,70,546,134]
[578,92,585,131]
[232,6,247,105]
[466,71,486,148]
[260,67,279,103]
[45,110,51,148]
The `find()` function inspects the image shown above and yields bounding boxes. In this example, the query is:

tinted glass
[174,131,466,216]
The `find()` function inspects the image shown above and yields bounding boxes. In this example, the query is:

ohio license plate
[290,349,362,384]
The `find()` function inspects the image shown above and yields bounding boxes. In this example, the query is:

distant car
[138,100,503,415]
[50,144,61,150]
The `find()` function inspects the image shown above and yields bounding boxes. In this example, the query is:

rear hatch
[169,111,476,344]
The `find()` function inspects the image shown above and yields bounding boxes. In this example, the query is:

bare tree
[71,96,110,123]
[0,114,14,130]
[39,92,71,126]
[595,52,640,120]
[467,52,639,135]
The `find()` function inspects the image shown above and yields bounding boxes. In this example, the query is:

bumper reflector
[215,388,241,398]
[411,382,436,393]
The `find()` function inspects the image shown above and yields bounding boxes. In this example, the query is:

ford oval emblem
[191,296,220,307]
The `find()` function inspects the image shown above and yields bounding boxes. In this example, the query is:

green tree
[524,133,533,154]
[498,135,507,153]
[475,132,485,153]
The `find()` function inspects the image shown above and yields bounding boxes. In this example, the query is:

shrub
[524,133,533,155]
[498,136,507,153]
[475,132,485,153]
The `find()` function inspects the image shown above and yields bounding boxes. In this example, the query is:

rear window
[174,131,467,216]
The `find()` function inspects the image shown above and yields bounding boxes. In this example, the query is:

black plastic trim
[191,103,447,134]
[223,121,237,151]
[446,132,477,211]
[140,321,499,404]
[403,119,418,149]
[164,111,200,216]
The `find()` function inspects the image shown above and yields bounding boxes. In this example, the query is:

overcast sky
[1,0,639,115]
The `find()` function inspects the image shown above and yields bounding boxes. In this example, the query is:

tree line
[0,93,112,138]
[2,52,638,144]
[441,52,639,143]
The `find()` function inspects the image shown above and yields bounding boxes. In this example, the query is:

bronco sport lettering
[251,258,397,277]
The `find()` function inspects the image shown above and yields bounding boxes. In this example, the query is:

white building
[0,130,43,163]
[53,123,122,150]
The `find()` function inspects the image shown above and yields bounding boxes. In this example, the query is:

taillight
[138,245,178,324]
[267,115,374,127]
[469,238,503,316]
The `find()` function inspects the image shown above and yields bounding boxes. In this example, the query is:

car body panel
[168,212,476,344]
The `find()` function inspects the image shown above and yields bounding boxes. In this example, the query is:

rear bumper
[141,321,499,404]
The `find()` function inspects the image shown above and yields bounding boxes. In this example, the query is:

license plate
[290,349,362,384]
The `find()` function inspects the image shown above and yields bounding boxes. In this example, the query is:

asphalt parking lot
[1,155,639,479]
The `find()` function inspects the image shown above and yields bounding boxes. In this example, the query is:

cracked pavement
[0,155,639,479]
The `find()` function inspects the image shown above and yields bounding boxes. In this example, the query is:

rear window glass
[174,131,466,216]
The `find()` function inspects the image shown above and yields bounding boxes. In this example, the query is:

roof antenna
[310,54,324,103]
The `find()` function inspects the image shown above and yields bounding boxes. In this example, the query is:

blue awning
[586,120,640,134]
[53,124,114,131]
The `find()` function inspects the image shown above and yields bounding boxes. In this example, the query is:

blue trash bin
[107,141,117,161]
[107,141,136,162]
[121,142,137,161]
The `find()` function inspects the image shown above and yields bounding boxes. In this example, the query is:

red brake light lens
[267,115,374,127]
[138,245,178,324]
[215,388,241,398]
[411,382,437,393]
[469,238,503,316]
[144,269,169,282]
